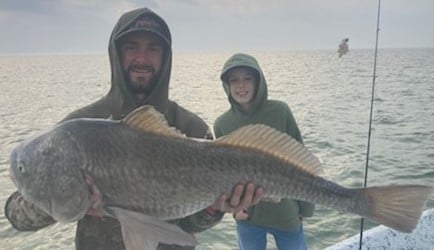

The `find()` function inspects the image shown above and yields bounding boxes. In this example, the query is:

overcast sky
[1,0,433,55]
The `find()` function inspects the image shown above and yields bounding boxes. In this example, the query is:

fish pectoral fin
[107,206,197,250]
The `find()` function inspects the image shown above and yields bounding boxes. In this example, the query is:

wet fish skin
[9,106,432,249]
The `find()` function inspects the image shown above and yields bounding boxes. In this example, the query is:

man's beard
[125,67,160,95]
[127,76,158,95]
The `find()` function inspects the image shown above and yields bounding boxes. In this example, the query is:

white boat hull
[326,208,434,249]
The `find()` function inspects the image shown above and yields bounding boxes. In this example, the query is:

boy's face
[227,67,257,110]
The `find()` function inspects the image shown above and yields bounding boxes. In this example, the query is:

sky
[0,0,433,55]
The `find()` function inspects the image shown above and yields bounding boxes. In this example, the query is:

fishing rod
[358,0,381,249]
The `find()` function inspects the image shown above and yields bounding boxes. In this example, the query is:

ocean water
[0,48,433,249]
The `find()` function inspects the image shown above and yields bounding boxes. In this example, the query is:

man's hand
[85,175,103,217]
[209,182,264,214]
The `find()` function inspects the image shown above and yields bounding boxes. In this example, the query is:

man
[5,7,262,250]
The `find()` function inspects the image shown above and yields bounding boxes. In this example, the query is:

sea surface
[0,48,433,249]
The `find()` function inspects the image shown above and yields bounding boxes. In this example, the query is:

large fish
[9,106,432,249]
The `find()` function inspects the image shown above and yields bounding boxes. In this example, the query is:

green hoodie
[5,8,222,250]
[214,53,314,232]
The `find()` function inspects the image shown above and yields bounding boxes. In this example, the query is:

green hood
[63,8,172,121]
[220,53,268,115]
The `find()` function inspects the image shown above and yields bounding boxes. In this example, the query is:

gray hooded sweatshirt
[5,8,222,250]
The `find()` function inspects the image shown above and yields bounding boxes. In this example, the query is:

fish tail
[355,185,432,232]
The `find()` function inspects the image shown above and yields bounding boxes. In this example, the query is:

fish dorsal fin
[214,124,323,175]
[122,105,185,139]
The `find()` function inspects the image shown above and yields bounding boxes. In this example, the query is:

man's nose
[135,48,152,62]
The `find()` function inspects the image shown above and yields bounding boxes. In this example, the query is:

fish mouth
[9,149,21,188]
[9,168,17,186]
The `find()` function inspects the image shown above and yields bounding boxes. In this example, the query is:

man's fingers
[217,193,227,211]
[229,184,244,208]
[235,183,255,210]
[251,187,264,205]
[210,182,265,214]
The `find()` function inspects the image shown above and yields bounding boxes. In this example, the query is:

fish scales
[65,121,221,218]
[60,119,350,219]
[204,144,349,213]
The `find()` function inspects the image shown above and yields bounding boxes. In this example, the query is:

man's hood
[107,7,172,118]
[220,53,268,114]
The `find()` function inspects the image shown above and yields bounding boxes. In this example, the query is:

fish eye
[17,162,26,174]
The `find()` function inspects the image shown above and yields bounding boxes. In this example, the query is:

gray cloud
[0,0,433,55]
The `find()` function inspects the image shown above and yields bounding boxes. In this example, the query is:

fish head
[9,127,92,222]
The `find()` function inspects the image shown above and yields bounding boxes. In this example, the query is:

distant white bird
[337,38,349,58]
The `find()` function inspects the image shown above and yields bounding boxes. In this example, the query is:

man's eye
[125,46,136,51]
[121,43,136,52]
[150,46,162,52]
